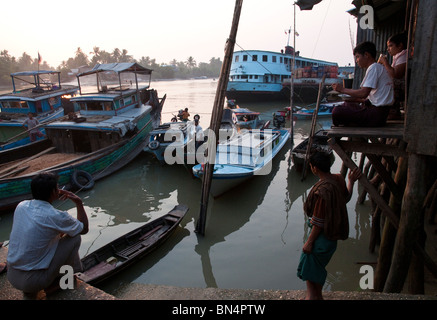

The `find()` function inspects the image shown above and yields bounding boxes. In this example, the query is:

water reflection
[193,144,289,287]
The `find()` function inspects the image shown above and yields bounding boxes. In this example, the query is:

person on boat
[331,41,394,127]
[182,108,190,121]
[194,114,204,150]
[378,32,408,120]
[23,112,45,142]
[297,152,361,300]
[7,172,88,299]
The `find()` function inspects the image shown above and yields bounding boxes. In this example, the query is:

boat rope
[310,0,332,59]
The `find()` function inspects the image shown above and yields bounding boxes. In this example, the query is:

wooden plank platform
[327,122,404,140]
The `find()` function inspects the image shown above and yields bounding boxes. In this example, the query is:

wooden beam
[328,138,400,228]
[336,140,407,157]
[329,138,437,283]
[366,154,404,202]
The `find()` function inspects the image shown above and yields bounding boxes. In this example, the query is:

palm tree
[185,56,196,69]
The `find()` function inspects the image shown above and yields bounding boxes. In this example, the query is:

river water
[0,78,377,295]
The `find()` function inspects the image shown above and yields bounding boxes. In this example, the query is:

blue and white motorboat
[0,63,165,212]
[192,128,290,197]
[144,121,196,164]
[0,70,78,150]
[293,102,342,120]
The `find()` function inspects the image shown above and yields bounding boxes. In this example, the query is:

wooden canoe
[75,204,188,285]
[291,129,334,172]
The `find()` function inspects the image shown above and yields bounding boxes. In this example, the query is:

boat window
[280,57,283,63]
[9,101,21,108]
[48,97,60,108]
[262,55,268,62]
[272,56,277,63]
[254,75,258,79]
[252,55,258,62]
[241,75,248,80]
[235,55,239,62]
[87,101,104,111]
[243,55,248,61]
[79,102,86,111]
[103,102,112,111]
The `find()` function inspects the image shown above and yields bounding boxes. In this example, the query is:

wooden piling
[196,0,243,236]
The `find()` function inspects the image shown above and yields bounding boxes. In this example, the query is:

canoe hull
[76,204,188,285]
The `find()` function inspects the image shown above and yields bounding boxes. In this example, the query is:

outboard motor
[272,110,287,128]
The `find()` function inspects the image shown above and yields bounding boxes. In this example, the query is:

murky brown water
[0,79,377,294]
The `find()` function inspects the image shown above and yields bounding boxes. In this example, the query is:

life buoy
[148,140,160,150]
[71,170,94,191]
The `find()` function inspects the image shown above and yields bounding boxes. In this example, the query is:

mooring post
[196,0,243,236]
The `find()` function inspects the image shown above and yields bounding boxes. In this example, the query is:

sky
[1,0,357,68]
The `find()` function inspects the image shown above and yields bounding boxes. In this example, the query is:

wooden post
[374,156,407,291]
[196,0,243,236]
[301,75,325,181]
[383,154,428,293]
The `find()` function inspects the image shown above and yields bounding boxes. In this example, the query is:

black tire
[71,170,95,191]
[148,140,160,150]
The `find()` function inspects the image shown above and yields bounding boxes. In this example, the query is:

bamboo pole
[301,75,325,181]
[196,0,243,236]
[0,114,70,146]
[289,3,296,147]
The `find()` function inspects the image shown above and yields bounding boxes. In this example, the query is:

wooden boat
[192,128,290,197]
[293,102,341,120]
[144,121,196,164]
[0,70,78,151]
[231,107,269,129]
[0,63,165,212]
[174,108,238,167]
[75,204,188,285]
[291,129,334,172]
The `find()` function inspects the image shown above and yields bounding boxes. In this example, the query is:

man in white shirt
[7,172,88,299]
[194,114,204,150]
[332,41,394,127]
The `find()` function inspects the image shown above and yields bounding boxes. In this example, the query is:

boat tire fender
[71,170,95,191]
[148,140,160,150]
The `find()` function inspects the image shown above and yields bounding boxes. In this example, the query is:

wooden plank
[366,154,404,202]
[0,147,56,177]
[328,138,400,228]
[336,140,408,157]
[327,123,404,139]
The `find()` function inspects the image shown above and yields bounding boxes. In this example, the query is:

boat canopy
[78,63,152,77]
[11,70,60,77]
[9,70,62,93]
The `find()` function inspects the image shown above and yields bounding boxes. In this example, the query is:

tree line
[0,47,223,86]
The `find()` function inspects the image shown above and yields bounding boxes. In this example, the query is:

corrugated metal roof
[11,70,59,76]
[78,63,152,76]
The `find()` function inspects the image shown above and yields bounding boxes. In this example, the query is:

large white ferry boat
[226,46,339,103]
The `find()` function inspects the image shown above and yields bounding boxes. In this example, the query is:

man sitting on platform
[331,41,394,127]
